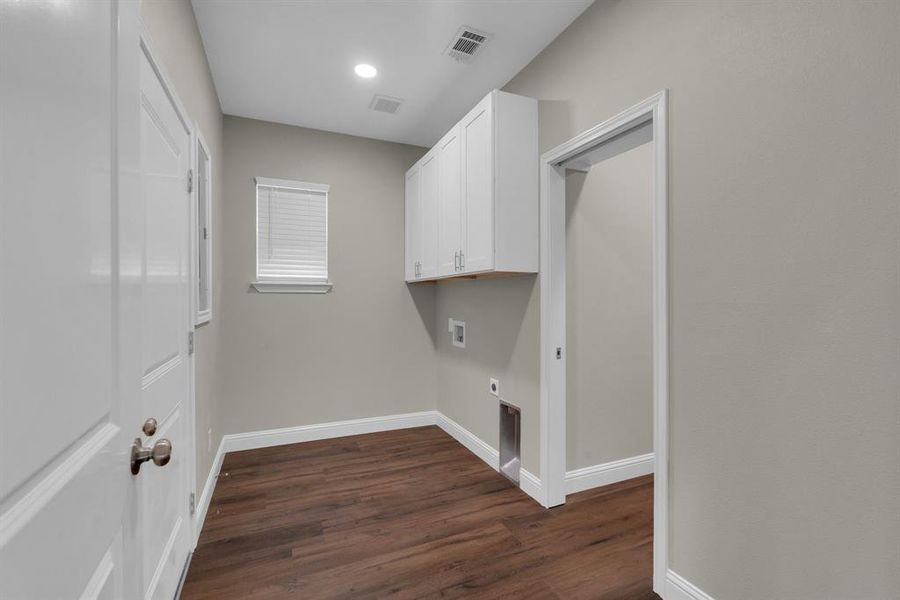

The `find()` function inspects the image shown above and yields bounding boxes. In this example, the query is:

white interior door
[437,126,462,276]
[138,42,194,600]
[0,1,139,598]
[462,96,494,274]
[419,152,439,279]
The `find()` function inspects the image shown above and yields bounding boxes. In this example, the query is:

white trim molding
[666,571,717,600]
[192,411,549,546]
[519,469,542,502]
[193,435,226,547]
[254,177,329,193]
[435,412,498,470]
[565,453,654,496]
[222,411,437,453]
[251,281,333,294]
[434,412,542,505]
[539,90,669,593]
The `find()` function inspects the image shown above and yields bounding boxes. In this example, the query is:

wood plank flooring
[182,426,657,600]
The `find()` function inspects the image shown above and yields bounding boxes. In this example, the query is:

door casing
[538,90,669,595]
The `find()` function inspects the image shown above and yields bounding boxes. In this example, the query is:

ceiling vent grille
[445,26,490,63]
[369,94,404,115]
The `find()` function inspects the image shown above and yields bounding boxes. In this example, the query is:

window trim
[252,176,333,294]
[195,128,213,322]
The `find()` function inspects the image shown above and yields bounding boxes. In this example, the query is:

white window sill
[251,281,333,294]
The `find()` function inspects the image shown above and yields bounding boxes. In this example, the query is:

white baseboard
[435,412,499,470]
[221,410,438,453]
[435,412,543,505]
[519,468,542,504]
[665,570,716,600]
[192,410,546,546]
[192,436,225,547]
[564,452,654,495]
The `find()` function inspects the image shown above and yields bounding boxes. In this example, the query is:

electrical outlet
[489,378,499,397]
[207,428,213,453]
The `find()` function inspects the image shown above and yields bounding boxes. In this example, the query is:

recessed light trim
[354,63,377,78]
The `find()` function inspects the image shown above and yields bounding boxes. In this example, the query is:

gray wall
[438,0,900,596]
[218,117,434,434]
[566,142,653,470]
[141,0,224,493]
[435,276,541,473]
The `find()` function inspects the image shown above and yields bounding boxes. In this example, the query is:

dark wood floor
[182,426,657,600]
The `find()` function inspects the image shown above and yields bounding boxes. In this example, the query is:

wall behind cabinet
[218,117,434,435]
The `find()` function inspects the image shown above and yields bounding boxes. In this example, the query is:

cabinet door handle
[460,252,465,270]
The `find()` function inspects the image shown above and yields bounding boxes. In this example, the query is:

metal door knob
[130,437,173,475]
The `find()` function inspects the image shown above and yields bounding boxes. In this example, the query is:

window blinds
[256,178,329,281]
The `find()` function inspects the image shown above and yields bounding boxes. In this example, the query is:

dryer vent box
[499,400,521,484]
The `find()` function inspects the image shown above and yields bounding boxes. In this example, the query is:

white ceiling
[191,0,593,147]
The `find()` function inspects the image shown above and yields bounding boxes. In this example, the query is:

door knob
[130,437,172,475]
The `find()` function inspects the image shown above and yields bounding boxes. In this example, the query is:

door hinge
[556,347,562,360]
[187,168,194,193]
[189,492,196,515]
[203,226,208,240]
[188,331,194,355]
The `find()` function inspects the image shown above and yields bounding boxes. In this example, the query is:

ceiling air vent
[369,94,404,115]
[445,26,490,63]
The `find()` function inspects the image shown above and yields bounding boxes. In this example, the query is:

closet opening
[539,91,669,594]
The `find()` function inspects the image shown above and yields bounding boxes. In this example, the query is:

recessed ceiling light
[354,63,377,78]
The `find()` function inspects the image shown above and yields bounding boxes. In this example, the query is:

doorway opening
[539,91,669,594]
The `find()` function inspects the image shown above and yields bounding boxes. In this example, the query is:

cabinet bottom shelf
[406,270,537,284]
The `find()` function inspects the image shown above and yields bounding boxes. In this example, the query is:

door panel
[437,126,462,276]
[0,1,134,598]
[139,45,192,599]
[405,166,420,280]
[420,152,439,278]
[462,98,494,273]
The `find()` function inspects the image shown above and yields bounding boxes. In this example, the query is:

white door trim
[538,90,669,594]
[138,29,199,547]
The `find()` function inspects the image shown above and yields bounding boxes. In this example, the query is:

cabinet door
[437,125,462,276]
[419,152,439,278]
[462,94,494,273]
[404,165,421,281]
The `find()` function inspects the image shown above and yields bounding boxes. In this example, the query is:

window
[252,177,332,293]
[195,133,212,323]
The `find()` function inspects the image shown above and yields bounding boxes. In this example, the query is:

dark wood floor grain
[182,426,657,600]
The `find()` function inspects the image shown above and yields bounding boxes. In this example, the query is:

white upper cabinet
[437,125,462,276]
[405,90,538,283]
[404,165,421,280]
[461,94,493,274]
[406,149,439,280]
[419,151,439,278]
